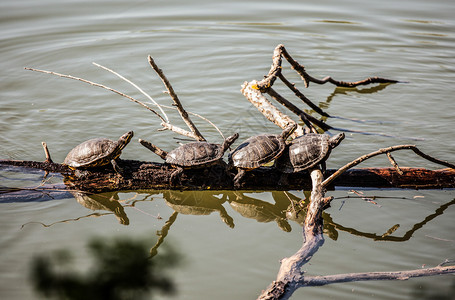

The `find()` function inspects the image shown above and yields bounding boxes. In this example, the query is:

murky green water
[1,0,454,299]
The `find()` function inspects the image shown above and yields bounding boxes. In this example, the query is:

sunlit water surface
[1,0,454,299]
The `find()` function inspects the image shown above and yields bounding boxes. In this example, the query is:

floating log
[1,159,454,193]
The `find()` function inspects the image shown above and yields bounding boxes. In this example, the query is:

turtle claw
[169,167,184,187]
[111,159,124,175]
[233,169,246,189]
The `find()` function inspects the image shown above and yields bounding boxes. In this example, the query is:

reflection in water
[72,191,130,225]
[228,191,292,232]
[301,82,406,137]
[298,82,392,117]
[21,191,134,228]
[158,190,341,238]
[329,83,394,100]
[324,198,455,241]
[162,190,234,228]
[150,211,178,258]
[30,235,181,300]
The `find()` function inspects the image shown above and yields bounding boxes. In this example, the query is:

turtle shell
[64,131,133,169]
[229,134,286,169]
[275,133,331,173]
[165,142,223,167]
[64,138,121,168]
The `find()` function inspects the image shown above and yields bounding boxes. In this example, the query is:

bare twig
[307,75,400,88]
[258,169,326,300]
[241,81,306,137]
[301,264,455,287]
[259,163,455,299]
[322,145,455,188]
[278,73,330,117]
[277,44,399,88]
[267,87,329,132]
[159,122,204,140]
[92,62,169,123]
[25,66,221,140]
[387,152,403,175]
[93,61,223,138]
[157,103,225,139]
[41,142,53,164]
[243,44,398,135]
[148,55,206,141]
[24,67,166,123]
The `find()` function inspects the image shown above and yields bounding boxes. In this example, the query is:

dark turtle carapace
[139,133,239,184]
[63,131,133,174]
[228,123,297,187]
[275,132,345,174]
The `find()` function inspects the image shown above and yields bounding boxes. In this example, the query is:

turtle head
[280,123,297,140]
[118,131,134,150]
[222,133,239,151]
[329,132,345,148]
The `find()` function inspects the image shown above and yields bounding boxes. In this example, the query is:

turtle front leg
[170,167,184,186]
[233,169,246,188]
[111,159,123,175]
[320,161,327,175]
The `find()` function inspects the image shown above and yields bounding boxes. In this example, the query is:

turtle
[63,131,134,174]
[71,191,129,225]
[274,132,345,174]
[228,192,291,232]
[139,133,239,185]
[163,191,234,228]
[228,123,297,187]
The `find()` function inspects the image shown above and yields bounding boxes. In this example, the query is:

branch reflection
[323,198,455,241]
[23,191,455,246]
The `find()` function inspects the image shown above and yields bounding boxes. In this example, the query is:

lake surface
[1,0,454,299]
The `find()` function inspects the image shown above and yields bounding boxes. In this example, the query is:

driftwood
[15,47,454,193]
[3,45,454,299]
[257,168,455,300]
[236,45,455,299]
[1,158,455,194]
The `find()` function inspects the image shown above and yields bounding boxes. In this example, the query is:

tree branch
[24,67,167,123]
[147,56,206,141]
[241,44,399,134]
[240,81,305,138]
[266,87,330,132]
[301,264,455,287]
[322,145,455,188]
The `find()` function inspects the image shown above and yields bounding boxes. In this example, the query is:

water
[1,0,455,299]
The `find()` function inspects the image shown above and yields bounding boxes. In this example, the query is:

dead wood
[8,47,455,299]
[245,46,454,297]
[322,144,455,188]
[243,44,399,134]
[147,55,206,141]
[302,263,455,286]
[25,63,213,141]
[257,166,455,300]
[257,44,399,91]
[241,81,306,138]
[2,159,455,193]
